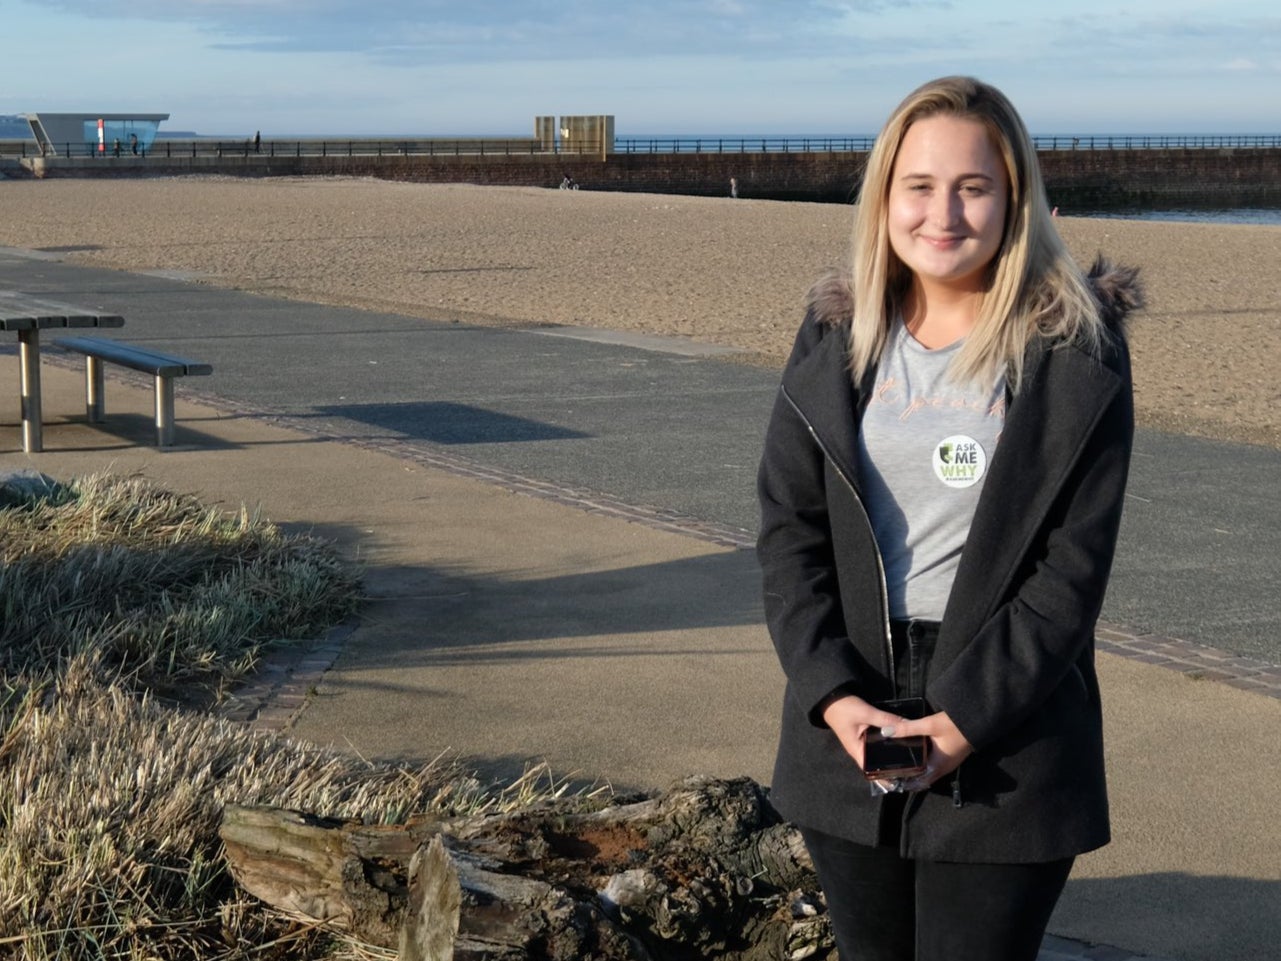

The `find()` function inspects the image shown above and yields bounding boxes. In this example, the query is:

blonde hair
[848,76,1103,392]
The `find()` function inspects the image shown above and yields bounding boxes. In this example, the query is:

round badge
[932,435,987,488]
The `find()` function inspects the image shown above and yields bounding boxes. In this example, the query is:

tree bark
[219,775,834,961]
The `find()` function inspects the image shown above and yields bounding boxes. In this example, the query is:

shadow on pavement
[1056,872,1281,961]
[312,401,592,444]
[345,551,766,658]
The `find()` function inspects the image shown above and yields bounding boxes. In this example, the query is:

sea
[1076,208,1281,226]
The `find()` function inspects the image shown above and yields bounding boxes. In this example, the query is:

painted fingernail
[880,725,896,738]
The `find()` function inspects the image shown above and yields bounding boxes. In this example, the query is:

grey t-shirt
[857,321,1006,620]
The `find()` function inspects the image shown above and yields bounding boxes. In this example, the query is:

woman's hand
[889,710,974,792]
[820,694,907,782]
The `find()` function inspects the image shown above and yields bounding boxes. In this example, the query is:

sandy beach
[1,176,1277,448]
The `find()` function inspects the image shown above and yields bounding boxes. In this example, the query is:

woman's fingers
[822,695,902,735]
[820,695,909,770]
[876,710,975,790]
[888,710,971,747]
[883,714,935,739]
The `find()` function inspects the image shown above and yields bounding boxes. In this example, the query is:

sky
[2,0,1279,137]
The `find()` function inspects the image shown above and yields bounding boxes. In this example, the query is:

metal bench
[56,336,213,447]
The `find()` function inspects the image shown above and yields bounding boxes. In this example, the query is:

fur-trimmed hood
[804,255,1144,334]
[1086,256,1144,330]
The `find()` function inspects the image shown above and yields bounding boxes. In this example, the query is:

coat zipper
[781,386,967,829]
[780,388,896,692]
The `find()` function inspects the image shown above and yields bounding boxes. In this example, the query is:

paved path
[3,249,1277,961]
[1,249,1277,665]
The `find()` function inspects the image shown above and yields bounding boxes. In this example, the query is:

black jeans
[801,825,1073,961]
[892,618,938,701]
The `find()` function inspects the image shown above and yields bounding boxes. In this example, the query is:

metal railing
[3,133,1280,161]
[613,134,1281,153]
[615,136,878,153]
[1030,134,1281,150]
[0,137,599,159]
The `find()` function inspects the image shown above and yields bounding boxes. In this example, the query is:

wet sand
[1,176,1277,447]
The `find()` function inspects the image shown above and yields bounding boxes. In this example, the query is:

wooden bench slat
[2,317,124,330]
[63,342,186,376]
[64,315,126,329]
[56,336,211,377]
[0,294,124,326]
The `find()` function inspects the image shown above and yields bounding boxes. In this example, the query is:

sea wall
[18,147,1281,209]
[1035,148,1281,209]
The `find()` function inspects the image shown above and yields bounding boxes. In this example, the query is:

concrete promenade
[1,249,1277,960]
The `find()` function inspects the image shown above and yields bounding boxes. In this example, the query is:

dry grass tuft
[0,472,359,701]
[0,473,593,959]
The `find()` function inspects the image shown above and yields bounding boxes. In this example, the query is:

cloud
[26,0,906,62]
[15,0,1279,134]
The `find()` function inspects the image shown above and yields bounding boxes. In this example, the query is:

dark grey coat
[757,261,1142,863]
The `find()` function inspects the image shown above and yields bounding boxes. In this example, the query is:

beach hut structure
[21,112,169,156]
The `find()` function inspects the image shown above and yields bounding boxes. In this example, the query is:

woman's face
[887,114,1009,295]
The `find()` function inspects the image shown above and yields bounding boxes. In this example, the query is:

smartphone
[863,697,929,780]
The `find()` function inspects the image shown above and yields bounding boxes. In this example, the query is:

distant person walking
[756,75,1142,961]
[730,177,739,199]
[254,131,261,154]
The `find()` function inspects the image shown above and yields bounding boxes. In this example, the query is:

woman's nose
[929,190,962,228]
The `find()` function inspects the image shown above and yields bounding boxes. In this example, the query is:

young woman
[756,76,1143,960]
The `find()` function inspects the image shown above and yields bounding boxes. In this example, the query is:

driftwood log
[219,775,834,960]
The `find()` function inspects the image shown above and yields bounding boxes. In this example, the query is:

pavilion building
[21,112,169,155]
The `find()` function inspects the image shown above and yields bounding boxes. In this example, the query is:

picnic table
[1,291,124,452]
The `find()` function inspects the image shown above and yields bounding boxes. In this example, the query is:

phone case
[862,697,930,780]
